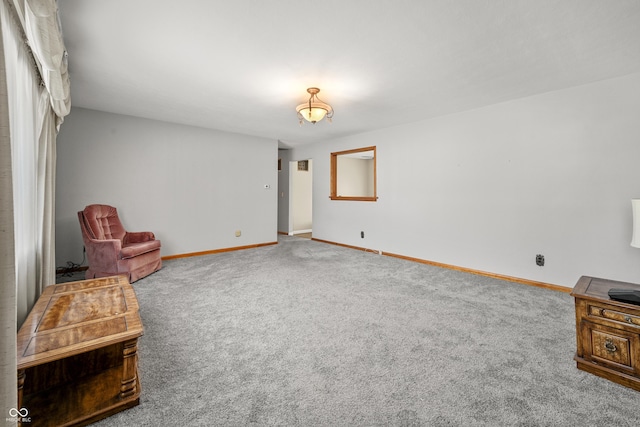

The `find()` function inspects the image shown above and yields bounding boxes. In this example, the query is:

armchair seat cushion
[121,239,162,259]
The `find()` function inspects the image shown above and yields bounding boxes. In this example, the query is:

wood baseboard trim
[162,241,278,260]
[312,238,382,255]
[56,265,88,275]
[311,238,570,293]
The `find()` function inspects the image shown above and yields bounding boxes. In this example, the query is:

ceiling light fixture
[296,87,333,125]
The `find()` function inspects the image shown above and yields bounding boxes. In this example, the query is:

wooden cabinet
[17,276,143,426]
[572,276,640,391]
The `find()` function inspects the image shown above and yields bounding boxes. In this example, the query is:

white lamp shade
[298,106,328,123]
[632,199,640,248]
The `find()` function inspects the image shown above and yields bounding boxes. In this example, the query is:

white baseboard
[290,229,312,236]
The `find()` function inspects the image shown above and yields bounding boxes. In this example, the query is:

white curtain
[1,2,18,419]
[1,0,69,419]
[23,0,70,121]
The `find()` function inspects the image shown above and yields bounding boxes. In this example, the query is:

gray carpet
[84,236,640,426]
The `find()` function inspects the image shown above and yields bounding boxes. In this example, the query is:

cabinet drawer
[580,321,640,373]
[591,330,631,366]
[588,304,640,329]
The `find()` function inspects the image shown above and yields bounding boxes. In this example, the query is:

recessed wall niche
[330,146,377,201]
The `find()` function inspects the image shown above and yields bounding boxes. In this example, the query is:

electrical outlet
[536,254,544,266]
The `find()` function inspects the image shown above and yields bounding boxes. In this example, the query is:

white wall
[277,149,291,233]
[56,108,278,266]
[337,157,374,197]
[290,73,640,288]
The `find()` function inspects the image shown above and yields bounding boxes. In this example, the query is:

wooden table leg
[120,339,138,399]
[17,369,25,427]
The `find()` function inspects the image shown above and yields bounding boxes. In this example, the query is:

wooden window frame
[330,146,377,202]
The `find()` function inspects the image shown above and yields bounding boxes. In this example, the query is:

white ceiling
[57,0,640,148]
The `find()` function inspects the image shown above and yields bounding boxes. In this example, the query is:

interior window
[330,146,377,201]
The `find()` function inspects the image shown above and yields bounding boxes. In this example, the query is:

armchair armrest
[123,231,156,244]
[84,238,123,270]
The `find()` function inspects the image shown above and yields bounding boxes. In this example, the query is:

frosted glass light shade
[295,88,333,124]
[632,199,640,248]
[297,105,328,123]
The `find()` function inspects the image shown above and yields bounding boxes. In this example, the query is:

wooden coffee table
[17,275,144,426]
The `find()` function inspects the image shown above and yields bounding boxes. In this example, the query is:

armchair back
[81,204,126,241]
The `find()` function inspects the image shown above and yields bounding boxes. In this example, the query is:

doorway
[289,159,312,237]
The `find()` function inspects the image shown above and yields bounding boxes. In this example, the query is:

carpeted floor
[79,236,640,426]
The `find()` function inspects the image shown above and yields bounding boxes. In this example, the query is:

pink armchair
[78,204,162,282]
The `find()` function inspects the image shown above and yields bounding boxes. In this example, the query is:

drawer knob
[604,339,617,353]
[625,316,633,324]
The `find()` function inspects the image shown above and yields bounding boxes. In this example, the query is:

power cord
[55,247,86,277]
